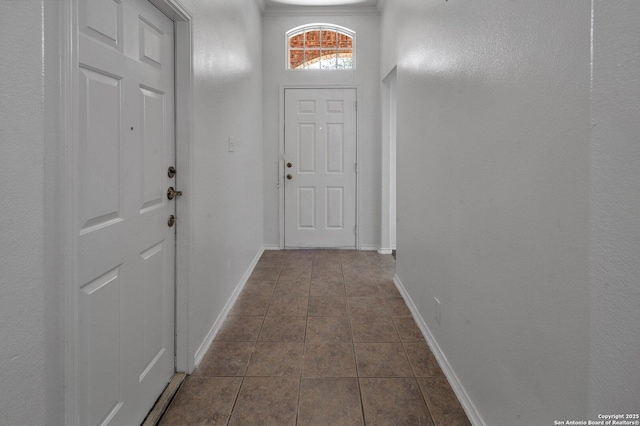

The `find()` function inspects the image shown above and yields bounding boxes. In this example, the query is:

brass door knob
[286,174,292,180]
[168,215,176,227]
[167,187,183,200]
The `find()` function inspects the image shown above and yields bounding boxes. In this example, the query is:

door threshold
[141,373,186,426]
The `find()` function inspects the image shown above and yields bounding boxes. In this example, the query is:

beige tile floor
[159,250,471,426]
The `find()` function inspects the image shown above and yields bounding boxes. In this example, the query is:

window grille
[287,24,355,70]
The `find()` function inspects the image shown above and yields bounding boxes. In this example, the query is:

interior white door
[75,0,175,424]
[284,88,357,248]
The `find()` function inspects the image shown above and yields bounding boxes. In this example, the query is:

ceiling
[264,0,379,7]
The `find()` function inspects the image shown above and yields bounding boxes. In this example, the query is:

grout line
[416,377,438,426]
[356,376,367,425]
[355,253,384,424]
[401,340,419,378]
[345,254,368,425]
[227,375,246,424]
[295,351,303,426]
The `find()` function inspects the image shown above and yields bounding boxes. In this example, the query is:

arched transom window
[287,24,355,70]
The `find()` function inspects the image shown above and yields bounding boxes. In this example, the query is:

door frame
[278,85,361,249]
[61,0,193,423]
[380,67,397,255]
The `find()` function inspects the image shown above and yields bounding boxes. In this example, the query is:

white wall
[262,9,381,249]
[180,0,264,367]
[0,0,65,424]
[381,1,593,423]
[588,0,640,415]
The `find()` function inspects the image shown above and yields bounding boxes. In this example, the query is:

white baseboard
[378,248,393,254]
[393,275,485,426]
[266,244,384,252]
[192,247,265,368]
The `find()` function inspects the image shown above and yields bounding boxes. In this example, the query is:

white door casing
[381,67,397,254]
[284,88,357,248]
[75,0,175,424]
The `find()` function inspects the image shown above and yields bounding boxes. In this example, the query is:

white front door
[75,0,175,424]
[284,88,357,248]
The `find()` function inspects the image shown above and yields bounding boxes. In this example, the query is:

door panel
[78,66,123,233]
[139,17,164,67]
[140,86,166,212]
[326,124,344,173]
[326,100,343,113]
[326,187,344,229]
[298,124,316,173]
[76,0,175,424]
[79,267,122,426]
[285,88,356,248]
[298,100,316,114]
[140,241,166,380]
[80,0,121,49]
[298,187,316,229]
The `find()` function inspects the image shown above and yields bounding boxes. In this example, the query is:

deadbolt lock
[168,215,176,227]
[287,162,292,168]
[168,166,176,178]
[167,186,183,200]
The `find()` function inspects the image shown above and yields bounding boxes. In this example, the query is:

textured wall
[262,11,381,249]
[380,1,592,423]
[0,0,64,424]
[180,0,265,366]
[588,0,640,415]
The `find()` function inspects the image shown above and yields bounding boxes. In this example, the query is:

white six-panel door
[284,88,357,248]
[75,0,175,424]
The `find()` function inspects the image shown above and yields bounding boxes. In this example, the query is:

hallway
[158,250,470,425]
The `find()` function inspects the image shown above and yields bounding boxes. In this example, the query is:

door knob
[167,187,183,200]
[286,174,292,180]
[168,215,176,227]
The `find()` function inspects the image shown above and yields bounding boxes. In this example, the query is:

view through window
[287,25,354,70]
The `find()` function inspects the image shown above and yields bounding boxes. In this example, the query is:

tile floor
[159,250,471,426]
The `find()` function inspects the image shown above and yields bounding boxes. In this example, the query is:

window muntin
[287,25,355,70]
